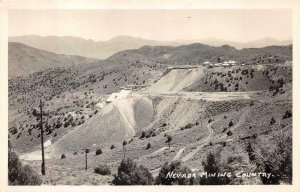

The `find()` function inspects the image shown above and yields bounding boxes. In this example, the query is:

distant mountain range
[8,41,292,78]
[9,35,292,59]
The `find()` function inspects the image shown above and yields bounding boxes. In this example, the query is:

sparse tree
[110,145,115,150]
[96,149,102,156]
[8,144,42,185]
[155,160,195,185]
[166,135,173,149]
[122,141,127,159]
[146,143,151,150]
[259,133,292,184]
[227,130,233,136]
[140,131,146,138]
[112,158,154,185]
[61,154,66,159]
[200,152,231,185]
[246,143,256,161]
[270,117,276,125]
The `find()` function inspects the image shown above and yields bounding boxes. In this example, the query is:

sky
[8,9,292,42]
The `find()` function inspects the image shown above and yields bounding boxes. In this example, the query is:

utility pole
[40,99,46,175]
[85,149,88,171]
[82,148,89,171]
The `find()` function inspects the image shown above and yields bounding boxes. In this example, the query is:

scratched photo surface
[8,9,292,185]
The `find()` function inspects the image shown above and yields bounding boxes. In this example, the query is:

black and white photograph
[1,1,299,191]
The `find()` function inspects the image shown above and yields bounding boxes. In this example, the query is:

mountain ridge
[9,35,292,59]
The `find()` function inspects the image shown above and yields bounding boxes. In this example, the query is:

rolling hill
[108,43,292,65]
[8,42,98,78]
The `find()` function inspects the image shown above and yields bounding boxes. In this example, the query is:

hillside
[8,41,292,185]
[8,42,97,78]
[108,43,292,65]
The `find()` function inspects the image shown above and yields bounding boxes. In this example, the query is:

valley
[8,42,293,185]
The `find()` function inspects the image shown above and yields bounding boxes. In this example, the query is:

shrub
[8,149,42,185]
[74,152,78,155]
[110,145,115,150]
[32,108,38,117]
[112,158,154,185]
[184,123,193,129]
[166,135,173,149]
[270,117,276,125]
[10,127,18,135]
[228,121,234,127]
[227,130,233,136]
[64,121,70,127]
[146,143,151,150]
[16,133,22,139]
[155,160,195,185]
[200,152,231,185]
[283,110,292,119]
[140,131,146,138]
[246,143,256,161]
[61,154,66,159]
[208,119,213,123]
[96,149,102,155]
[94,164,111,175]
[260,133,292,184]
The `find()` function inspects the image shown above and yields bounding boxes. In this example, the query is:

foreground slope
[52,95,154,153]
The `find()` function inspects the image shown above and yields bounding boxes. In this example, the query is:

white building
[214,63,222,67]
[202,61,211,66]
[221,63,230,67]
[223,60,237,66]
[106,90,132,103]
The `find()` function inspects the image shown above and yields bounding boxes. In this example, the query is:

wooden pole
[123,146,125,159]
[40,99,46,175]
[85,149,88,171]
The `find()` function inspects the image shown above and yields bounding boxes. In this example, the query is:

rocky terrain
[8,42,292,185]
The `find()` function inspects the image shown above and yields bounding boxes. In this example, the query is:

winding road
[181,121,214,162]
[149,108,250,177]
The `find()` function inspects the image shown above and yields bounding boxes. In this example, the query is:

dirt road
[136,91,252,101]
[181,121,214,162]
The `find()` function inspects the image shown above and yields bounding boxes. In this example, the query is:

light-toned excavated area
[147,68,205,92]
